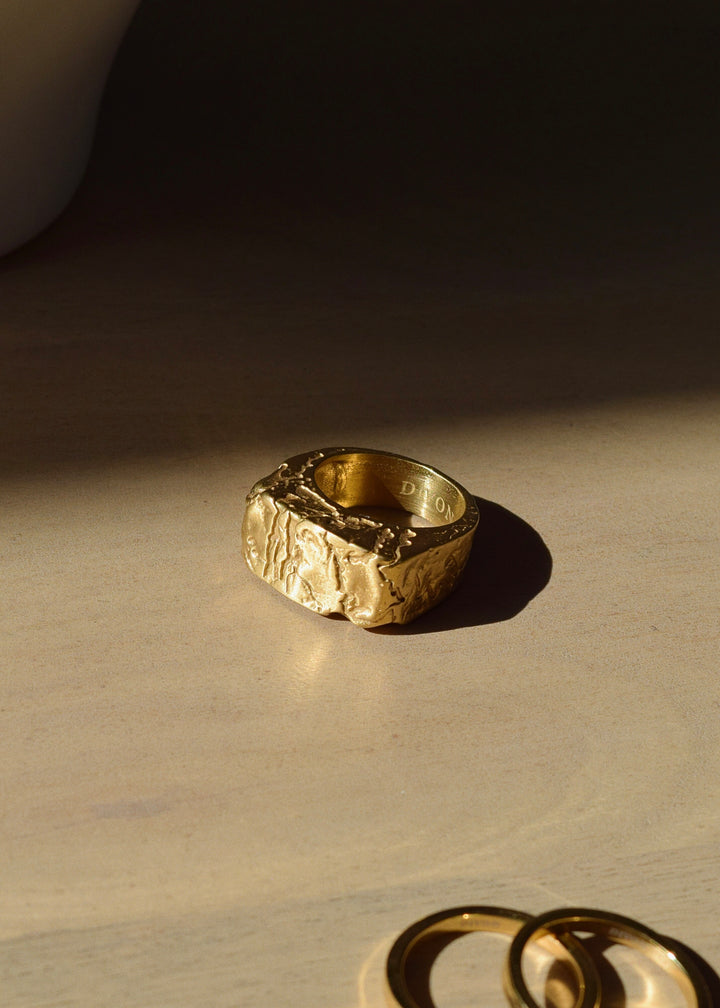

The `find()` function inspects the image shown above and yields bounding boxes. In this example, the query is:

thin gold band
[385,906,600,1008]
[505,907,712,1008]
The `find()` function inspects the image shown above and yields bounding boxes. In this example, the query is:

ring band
[242,447,479,627]
[385,906,600,1008]
[506,908,712,1008]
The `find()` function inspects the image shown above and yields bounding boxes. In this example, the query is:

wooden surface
[2,5,720,1006]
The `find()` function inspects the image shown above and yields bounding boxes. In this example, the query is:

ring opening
[314,453,466,528]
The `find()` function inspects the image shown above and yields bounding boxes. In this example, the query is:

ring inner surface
[314,453,465,527]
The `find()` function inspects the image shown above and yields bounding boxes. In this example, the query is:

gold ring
[506,908,712,1008]
[385,906,600,1008]
[241,447,479,627]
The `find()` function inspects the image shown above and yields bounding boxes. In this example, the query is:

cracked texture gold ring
[241,447,479,628]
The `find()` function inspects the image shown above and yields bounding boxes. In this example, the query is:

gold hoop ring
[506,908,712,1008]
[385,906,600,1008]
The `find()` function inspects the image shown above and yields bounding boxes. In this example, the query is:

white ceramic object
[0,0,141,256]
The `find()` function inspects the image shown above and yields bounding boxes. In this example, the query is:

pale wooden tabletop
[2,6,720,1007]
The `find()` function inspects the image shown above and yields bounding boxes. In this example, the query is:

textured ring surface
[385,906,600,1008]
[241,447,479,628]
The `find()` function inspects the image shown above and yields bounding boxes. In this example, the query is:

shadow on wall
[97,1,720,204]
[1,2,719,478]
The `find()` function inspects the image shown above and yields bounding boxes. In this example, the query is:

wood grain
[2,14,719,1002]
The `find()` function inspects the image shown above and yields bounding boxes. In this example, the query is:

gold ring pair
[386,906,712,1008]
